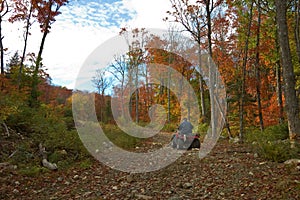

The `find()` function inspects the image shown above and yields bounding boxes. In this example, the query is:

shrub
[4,103,90,172]
[197,123,209,136]
[102,123,143,149]
[18,165,49,177]
[162,123,178,132]
[245,124,300,162]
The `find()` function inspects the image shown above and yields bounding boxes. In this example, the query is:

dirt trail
[1,132,300,200]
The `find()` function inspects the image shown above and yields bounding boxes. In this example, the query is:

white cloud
[44,23,119,89]
[4,0,173,89]
[122,0,171,29]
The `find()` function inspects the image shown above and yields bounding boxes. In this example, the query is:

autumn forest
[1,0,300,199]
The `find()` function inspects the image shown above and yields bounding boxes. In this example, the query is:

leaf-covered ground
[1,132,300,200]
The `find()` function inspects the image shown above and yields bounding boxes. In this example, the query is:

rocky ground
[1,132,300,200]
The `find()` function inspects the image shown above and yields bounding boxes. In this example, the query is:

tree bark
[198,47,207,122]
[0,0,8,75]
[240,0,254,141]
[255,0,264,131]
[18,3,33,89]
[275,35,284,124]
[275,0,300,147]
[0,16,4,75]
[39,143,58,170]
[30,28,48,107]
[294,0,300,64]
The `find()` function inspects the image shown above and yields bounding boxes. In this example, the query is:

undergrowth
[0,104,143,176]
[245,124,300,163]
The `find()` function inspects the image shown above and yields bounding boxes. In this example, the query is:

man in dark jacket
[178,118,193,135]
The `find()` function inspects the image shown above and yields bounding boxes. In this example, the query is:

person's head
[183,118,187,122]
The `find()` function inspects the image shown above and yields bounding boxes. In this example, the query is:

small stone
[182,182,193,189]
[226,164,232,168]
[15,181,20,185]
[135,194,152,200]
[73,175,79,179]
[112,186,118,190]
[60,149,67,155]
[57,177,63,182]
[284,159,300,165]
[10,165,18,170]
[13,189,19,194]
[131,190,138,195]
[259,162,267,165]
[127,175,134,183]
[83,191,93,197]
[176,182,183,188]
[168,196,182,200]
[95,191,102,196]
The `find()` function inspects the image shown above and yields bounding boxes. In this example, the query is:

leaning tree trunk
[30,28,48,107]
[39,143,58,170]
[275,0,300,147]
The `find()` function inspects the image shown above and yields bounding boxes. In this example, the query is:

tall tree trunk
[135,69,139,123]
[30,26,48,107]
[0,16,4,75]
[205,0,216,137]
[255,0,264,131]
[240,0,254,141]
[0,0,8,75]
[294,0,300,64]
[18,3,33,89]
[275,33,284,124]
[101,91,105,123]
[198,47,207,122]
[205,1,213,57]
[167,66,171,123]
[275,0,300,147]
[187,71,191,121]
[128,72,133,117]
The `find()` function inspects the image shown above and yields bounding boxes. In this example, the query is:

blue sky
[5,0,172,89]
[57,0,136,28]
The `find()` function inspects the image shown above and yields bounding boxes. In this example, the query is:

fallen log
[39,143,58,171]
[2,122,9,137]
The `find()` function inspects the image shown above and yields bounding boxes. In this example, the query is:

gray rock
[284,159,300,165]
[135,194,153,199]
[127,175,134,183]
[168,196,182,200]
[182,182,193,189]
